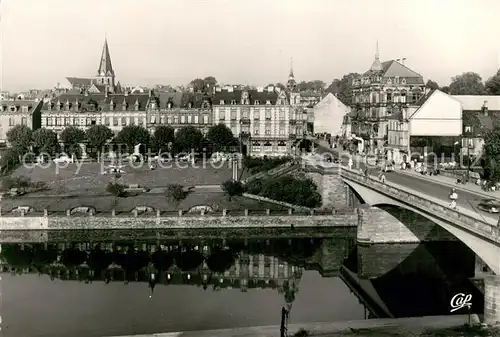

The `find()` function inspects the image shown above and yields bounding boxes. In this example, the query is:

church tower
[94,37,116,92]
[286,58,297,92]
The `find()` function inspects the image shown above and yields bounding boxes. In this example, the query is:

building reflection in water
[0,238,325,314]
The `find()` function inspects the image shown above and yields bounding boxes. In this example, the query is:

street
[312,141,499,224]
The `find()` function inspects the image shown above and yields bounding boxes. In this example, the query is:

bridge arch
[344,179,500,275]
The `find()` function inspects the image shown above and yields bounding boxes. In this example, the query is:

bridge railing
[340,168,500,241]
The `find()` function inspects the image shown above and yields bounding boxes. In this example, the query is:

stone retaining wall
[0,213,359,230]
[242,193,311,211]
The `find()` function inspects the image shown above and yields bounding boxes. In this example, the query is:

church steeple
[287,57,297,92]
[370,40,383,72]
[95,36,116,92]
[98,37,114,77]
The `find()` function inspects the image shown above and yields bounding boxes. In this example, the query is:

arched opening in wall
[376,204,457,243]
[345,184,365,206]
[368,240,483,318]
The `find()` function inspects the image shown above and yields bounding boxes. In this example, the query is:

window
[465,126,472,133]
[160,116,166,124]
[121,117,126,126]
[150,115,156,124]
[219,109,226,120]
[46,117,51,126]
[130,117,135,125]
[265,126,271,135]
[230,109,237,120]
[174,116,179,124]
[64,117,70,125]
[91,119,97,125]
[266,100,271,105]
[9,118,14,126]
[254,100,260,105]
[219,100,225,105]
[265,109,272,120]
[203,115,209,124]
[167,102,173,109]
[187,115,192,123]
[165,116,170,124]
[279,126,285,135]
[387,79,392,84]
[279,109,285,120]
[113,117,118,126]
[241,109,249,118]
[253,127,260,135]
[105,117,110,126]
[231,100,236,105]
[401,79,407,84]
[194,115,199,124]
[72,118,77,126]
[181,115,186,124]
[264,142,273,152]
[386,92,392,102]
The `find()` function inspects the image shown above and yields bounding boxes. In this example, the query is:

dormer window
[151,102,156,109]
[135,102,140,111]
[9,106,16,112]
[231,100,236,105]
[167,101,173,109]
[202,101,209,109]
[254,100,260,105]
[465,126,472,133]
[266,100,271,105]
[387,79,392,84]
[188,102,193,108]
[220,100,225,105]
[401,79,407,85]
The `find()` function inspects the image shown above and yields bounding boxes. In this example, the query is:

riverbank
[106,314,488,337]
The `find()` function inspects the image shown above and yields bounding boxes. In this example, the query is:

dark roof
[212,89,279,105]
[462,110,500,136]
[156,92,210,109]
[43,93,150,112]
[363,60,424,85]
[66,77,93,86]
[97,39,114,77]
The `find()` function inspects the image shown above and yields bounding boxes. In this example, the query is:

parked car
[478,199,500,213]
[383,164,394,172]
[53,154,73,163]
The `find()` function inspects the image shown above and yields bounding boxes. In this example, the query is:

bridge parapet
[340,168,500,244]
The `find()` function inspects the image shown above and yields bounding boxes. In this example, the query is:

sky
[0,0,499,92]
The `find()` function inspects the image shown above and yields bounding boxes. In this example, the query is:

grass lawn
[10,162,235,195]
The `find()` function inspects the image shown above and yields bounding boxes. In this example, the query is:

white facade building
[313,93,351,136]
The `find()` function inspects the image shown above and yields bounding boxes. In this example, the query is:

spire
[289,57,294,79]
[97,37,115,77]
[370,40,383,72]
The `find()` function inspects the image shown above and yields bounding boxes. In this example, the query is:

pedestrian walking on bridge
[449,188,458,210]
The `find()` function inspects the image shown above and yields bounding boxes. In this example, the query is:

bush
[106,183,126,197]
[243,156,291,174]
[293,329,309,337]
[259,176,322,208]
[1,176,31,191]
[245,179,263,195]
[165,184,187,202]
[0,149,21,175]
[221,180,246,197]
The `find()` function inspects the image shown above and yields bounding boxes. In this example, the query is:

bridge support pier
[484,276,500,325]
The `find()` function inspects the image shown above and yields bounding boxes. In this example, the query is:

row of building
[2,38,498,159]
[312,44,500,163]
[0,38,315,157]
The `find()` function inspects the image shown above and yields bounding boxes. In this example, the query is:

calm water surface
[0,229,484,337]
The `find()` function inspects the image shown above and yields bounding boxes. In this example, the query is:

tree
[165,184,187,202]
[175,126,203,152]
[203,76,218,91]
[221,180,245,199]
[85,125,113,158]
[32,128,58,155]
[7,125,32,153]
[485,69,500,95]
[115,125,150,154]
[106,183,126,197]
[60,126,85,155]
[297,80,325,92]
[206,124,236,152]
[482,127,500,184]
[325,73,360,106]
[152,125,175,152]
[190,78,206,92]
[440,86,450,94]
[425,79,440,90]
[0,149,21,174]
[449,72,486,95]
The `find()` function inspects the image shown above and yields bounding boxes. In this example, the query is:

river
[0,228,483,337]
